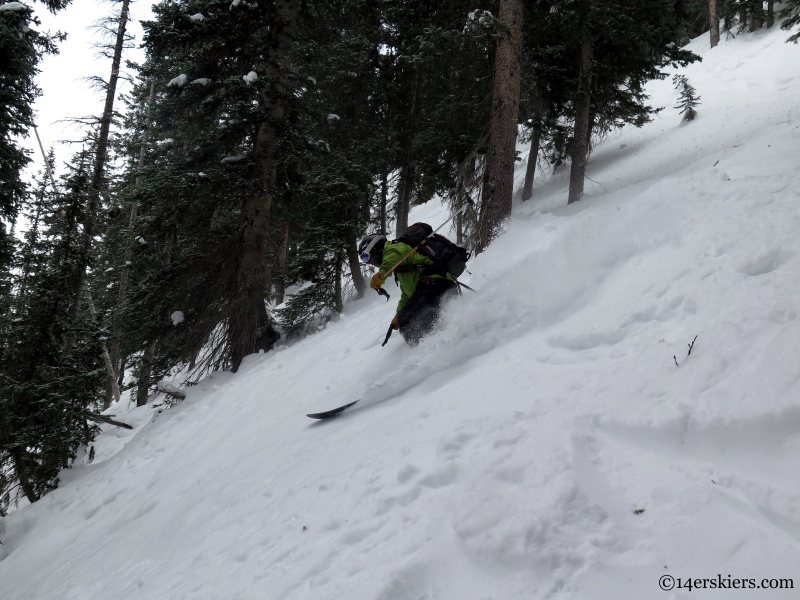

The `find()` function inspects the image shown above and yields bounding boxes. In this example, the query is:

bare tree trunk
[105,80,155,409]
[767,0,774,27]
[347,241,366,299]
[273,221,290,305]
[394,165,412,237]
[379,169,388,236]
[334,256,343,313]
[709,0,720,47]
[11,448,38,503]
[521,84,543,201]
[568,31,593,205]
[78,0,130,294]
[66,0,129,395]
[475,0,523,254]
[82,282,121,405]
[137,341,155,406]
[229,0,298,372]
[135,218,176,406]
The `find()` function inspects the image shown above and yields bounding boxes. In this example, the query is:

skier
[359,232,458,346]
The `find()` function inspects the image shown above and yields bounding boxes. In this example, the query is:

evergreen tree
[781,0,800,42]
[476,0,524,252]
[531,0,701,203]
[0,0,64,272]
[0,151,108,511]
[673,74,701,122]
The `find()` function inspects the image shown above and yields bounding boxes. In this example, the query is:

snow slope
[3,25,800,600]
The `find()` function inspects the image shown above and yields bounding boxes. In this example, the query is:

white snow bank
[0,2,28,12]
[3,24,800,600]
[167,74,188,88]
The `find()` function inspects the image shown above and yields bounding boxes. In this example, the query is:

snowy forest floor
[3,25,800,600]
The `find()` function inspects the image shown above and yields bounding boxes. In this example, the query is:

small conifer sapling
[673,75,701,123]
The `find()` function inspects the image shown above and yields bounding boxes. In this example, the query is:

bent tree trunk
[568,31,593,205]
[229,0,299,372]
[476,0,523,253]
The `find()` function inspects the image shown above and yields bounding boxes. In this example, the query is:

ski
[306,400,360,420]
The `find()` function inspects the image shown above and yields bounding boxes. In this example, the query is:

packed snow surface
[3,25,800,600]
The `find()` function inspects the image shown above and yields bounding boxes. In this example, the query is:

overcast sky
[23,0,154,182]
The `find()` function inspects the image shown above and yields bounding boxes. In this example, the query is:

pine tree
[555,0,700,204]
[0,150,108,511]
[781,0,800,42]
[673,74,701,122]
[0,0,63,272]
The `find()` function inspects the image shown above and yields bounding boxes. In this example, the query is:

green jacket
[379,240,453,313]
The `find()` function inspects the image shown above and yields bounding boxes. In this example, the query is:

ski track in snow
[3,26,800,600]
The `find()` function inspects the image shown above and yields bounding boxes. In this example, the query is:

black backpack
[396,222,471,278]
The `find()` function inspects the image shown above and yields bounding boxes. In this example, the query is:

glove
[370,272,386,290]
[391,315,399,330]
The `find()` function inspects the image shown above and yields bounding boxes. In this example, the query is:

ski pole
[381,322,394,346]
[379,202,473,282]
[456,280,477,293]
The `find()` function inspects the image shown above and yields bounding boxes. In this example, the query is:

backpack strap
[392,264,426,273]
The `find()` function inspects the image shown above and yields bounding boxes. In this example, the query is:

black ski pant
[396,278,458,346]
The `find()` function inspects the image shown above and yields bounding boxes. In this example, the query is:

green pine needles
[781,0,800,42]
[673,74,701,123]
